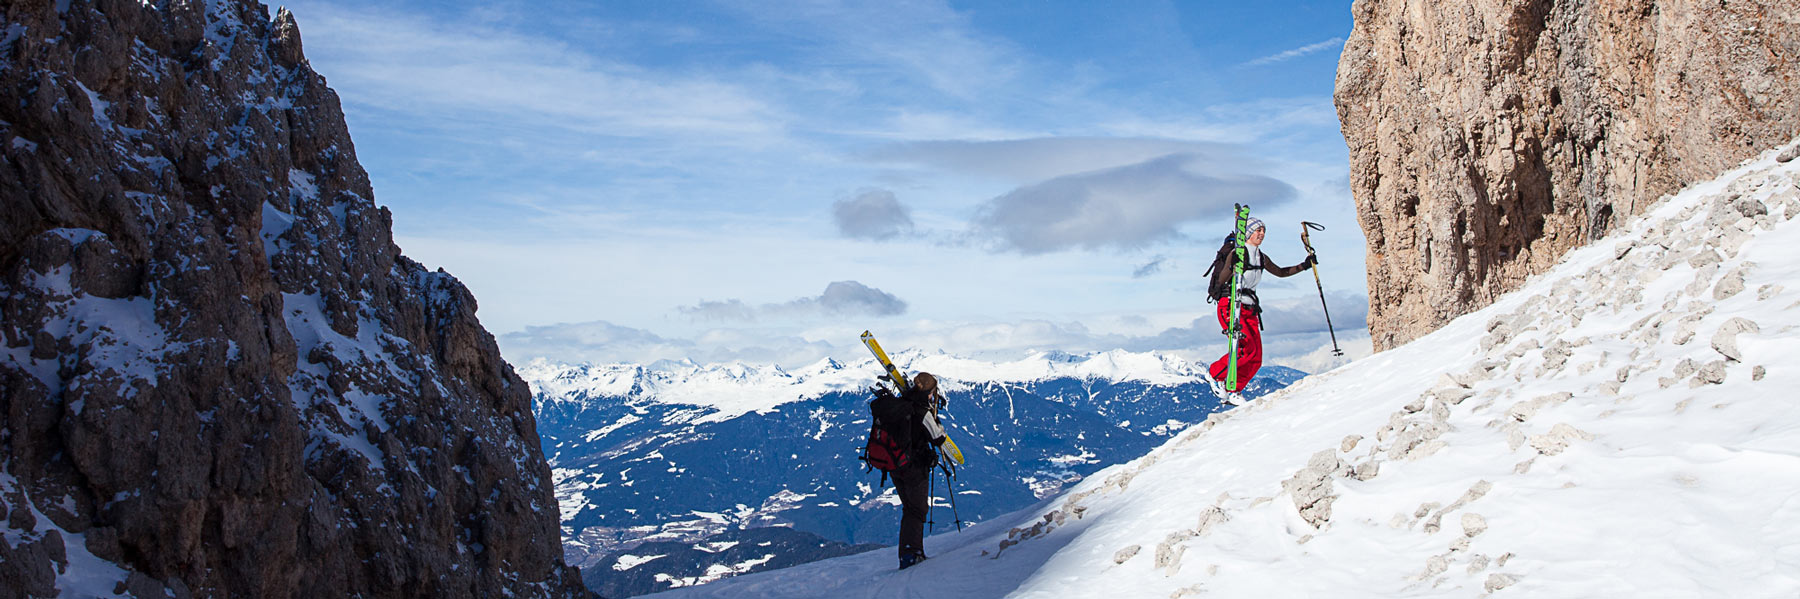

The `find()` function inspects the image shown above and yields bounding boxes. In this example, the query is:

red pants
[1208,301,1262,392]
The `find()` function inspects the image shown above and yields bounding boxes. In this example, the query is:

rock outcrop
[1336,0,1800,350]
[1,1,584,597]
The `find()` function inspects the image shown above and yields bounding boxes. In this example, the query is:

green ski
[1225,204,1250,391]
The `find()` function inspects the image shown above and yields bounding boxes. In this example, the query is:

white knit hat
[1246,217,1266,232]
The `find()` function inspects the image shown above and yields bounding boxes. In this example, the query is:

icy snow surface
[644,142,1800,598]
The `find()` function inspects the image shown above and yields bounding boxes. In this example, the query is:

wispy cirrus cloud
[1241,37,1345,68]
[865,137,1249,183]
[716,1,1027,101]
[288,4,785,142]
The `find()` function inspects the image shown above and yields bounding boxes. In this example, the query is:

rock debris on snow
[1691,360,1729,386]
[1529,423,1596,456]
[1710,317,1760,362]
[1713,262,1753,299]
[1154,531,1192,575]
[1461,513,1488,538]
[1169,584,1207,598]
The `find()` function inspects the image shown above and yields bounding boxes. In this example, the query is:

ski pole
[1300,222,1343,357]
[938,457,964,532]
[926,462,937,533]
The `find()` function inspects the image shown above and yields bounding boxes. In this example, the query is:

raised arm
[1262,251,1317,278]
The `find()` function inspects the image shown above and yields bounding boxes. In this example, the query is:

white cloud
[287,3,788,144]
[281,1,1369,379]
[1257,291,1370,337]
[1131,255,1170,279]
[866,137,1250,183]
[498,320,696,366]
[1096,97,1342,146]
[970,154,1298,254]
[832,189,916,240]
[499,300,1371,378]
[499,321,838,367]
[718,0,1026,101]
[1241,37,1346,68]
[679,281,909,322]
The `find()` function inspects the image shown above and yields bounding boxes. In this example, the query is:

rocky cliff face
[1335,0,1800,350]
[0,1,585,597]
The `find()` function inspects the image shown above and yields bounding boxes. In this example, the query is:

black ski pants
[893,462,931,557]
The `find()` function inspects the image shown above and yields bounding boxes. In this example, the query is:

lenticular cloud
[971,154,1296,254]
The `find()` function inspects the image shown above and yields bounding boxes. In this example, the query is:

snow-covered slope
[645,143,1800,598]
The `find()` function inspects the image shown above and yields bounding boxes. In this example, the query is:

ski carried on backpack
[1224,204,1251,391]
[860,331,966,466]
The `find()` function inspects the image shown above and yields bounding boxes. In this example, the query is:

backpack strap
[1203,235,1234,277]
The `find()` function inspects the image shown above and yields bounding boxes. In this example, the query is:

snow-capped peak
[524,348,1233,422]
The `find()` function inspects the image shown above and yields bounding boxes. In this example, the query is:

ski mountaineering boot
[1200,370,1230,401]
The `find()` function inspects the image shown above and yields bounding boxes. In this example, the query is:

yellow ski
[861,331,910,391]
[860,331,965,466]
[937,430,965,466]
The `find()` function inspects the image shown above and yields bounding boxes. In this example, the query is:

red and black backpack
[860,387,913,484]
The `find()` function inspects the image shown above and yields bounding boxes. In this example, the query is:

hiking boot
[1201,372,1228,398]
[899,552,928,570]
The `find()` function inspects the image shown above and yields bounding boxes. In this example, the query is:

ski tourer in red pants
[1209,299,1264,393]
[1206,218,1316,399]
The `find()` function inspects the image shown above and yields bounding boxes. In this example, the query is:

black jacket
[892,386,939,470]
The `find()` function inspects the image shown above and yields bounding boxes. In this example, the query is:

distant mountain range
[523,350,1306,597]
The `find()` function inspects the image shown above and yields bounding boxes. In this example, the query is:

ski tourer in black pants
[893,460,931,566]
[892,371,943,569]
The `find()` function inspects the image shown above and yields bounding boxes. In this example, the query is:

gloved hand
[1304,253,1319,268]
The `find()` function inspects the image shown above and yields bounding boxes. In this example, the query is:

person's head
[913,372,938,394]
[1246,218,1266,247]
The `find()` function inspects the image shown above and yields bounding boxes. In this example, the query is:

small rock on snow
[1461,513,1488,537]
[1710,317,1760,362]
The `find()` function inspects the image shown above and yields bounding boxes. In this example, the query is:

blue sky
[280,0,1369,371]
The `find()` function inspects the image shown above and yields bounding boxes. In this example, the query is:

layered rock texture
[1,1,584,597]
[1336,0,1800,350]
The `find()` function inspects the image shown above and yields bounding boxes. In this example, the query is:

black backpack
[1204,234,1237,303]
[861,387,913,483]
